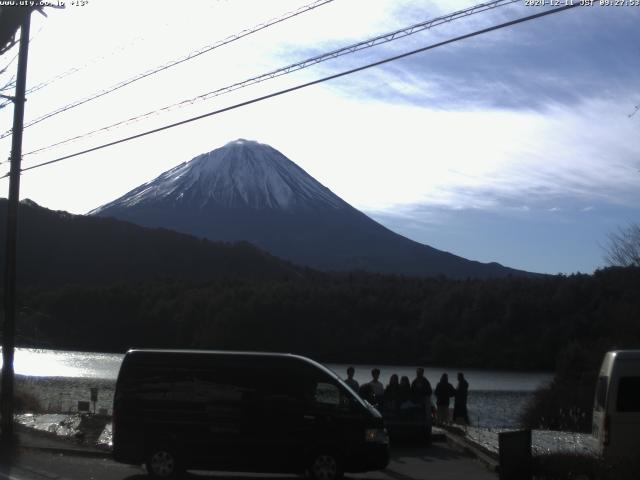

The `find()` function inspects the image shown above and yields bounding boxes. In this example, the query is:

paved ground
[0,429,497,480]
[354,441,497,480]
[0,444,496,480]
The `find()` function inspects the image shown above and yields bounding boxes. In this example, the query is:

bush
[521,343,597,432]
[520,376,594,432]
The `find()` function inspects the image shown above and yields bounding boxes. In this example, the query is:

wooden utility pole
[1,10,31,444]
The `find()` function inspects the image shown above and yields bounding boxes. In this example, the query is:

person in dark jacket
[359,383,375,405]
[434,373,456,424]
[384,374,400,412]
[367,368,384,399]
[453,372,469,425]
[398,375,411,406]
[410,367,432,407]
[344,366,359,392]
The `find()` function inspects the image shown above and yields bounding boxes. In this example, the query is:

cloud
[282,4,640,112]
[3,0,638,225]
[287,92,640,217]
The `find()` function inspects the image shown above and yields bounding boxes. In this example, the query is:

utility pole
[2,10,31,444]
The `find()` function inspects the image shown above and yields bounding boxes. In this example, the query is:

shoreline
[16,374,116,416]
[14,410,596,460]
[8,345,556,375]
[15,412,113,450]
[15,373,535,428]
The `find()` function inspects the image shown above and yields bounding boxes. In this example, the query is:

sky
[0,0,639,275]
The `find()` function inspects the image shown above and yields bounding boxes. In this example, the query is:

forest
[3,255,638,432]
[13,266,640,374]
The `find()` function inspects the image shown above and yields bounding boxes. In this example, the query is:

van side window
[121,367,194,401]
[595,376,607,411]
[314,382,349,409]
[616,376,640,412]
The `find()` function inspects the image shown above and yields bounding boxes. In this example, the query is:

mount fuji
[91,139,526,278]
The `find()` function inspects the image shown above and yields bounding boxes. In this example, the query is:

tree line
[11,266,640,373]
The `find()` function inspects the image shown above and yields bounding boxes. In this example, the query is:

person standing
[398,376,411,407]
[367,368,385,404]
[345,366,359,392]
[410,367,433,407]
[453,372,470,425]
[359,383,375,404]
[384,374,400,412]
[434,373,456,424]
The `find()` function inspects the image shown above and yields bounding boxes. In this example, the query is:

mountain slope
[92,139,529,279]
[0,199,301,287]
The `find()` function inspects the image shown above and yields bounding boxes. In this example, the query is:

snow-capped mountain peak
[91,139,527,279]
[92,139,347,213]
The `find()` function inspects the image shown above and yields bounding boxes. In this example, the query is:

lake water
[4,348,553,427]
[326,364,549,392]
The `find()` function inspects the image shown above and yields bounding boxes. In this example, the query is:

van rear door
[607,364,640,459]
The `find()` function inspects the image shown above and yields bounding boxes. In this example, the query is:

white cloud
[0,0,638,224]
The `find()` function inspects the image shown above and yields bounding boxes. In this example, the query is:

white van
[592,350,640,460]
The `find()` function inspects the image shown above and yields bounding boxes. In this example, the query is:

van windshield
[314,362,372,411]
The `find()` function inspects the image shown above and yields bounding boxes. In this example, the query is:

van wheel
[146,448,182,478]
[309,452,343,480]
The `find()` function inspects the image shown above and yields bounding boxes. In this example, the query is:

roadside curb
[13,424,112,459]
[431,427,447,442]
[17,443,112,459]
[442,428,500,473]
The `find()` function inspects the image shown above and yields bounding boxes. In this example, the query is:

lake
[4,348,553,427]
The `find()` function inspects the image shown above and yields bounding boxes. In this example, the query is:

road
[0,441,496,480]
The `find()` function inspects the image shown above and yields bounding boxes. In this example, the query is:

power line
[0,22,46,109]
[0,33,149,109]
[18,0,521,159]
[0,51,20,76]
[0,75,15,93]
[1,3,579,179]
[0,0,336,139]
[0,22,45,83]
[0,24,169,110]
[3,1,330,107]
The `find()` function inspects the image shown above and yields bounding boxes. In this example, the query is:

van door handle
[304,415,316,420]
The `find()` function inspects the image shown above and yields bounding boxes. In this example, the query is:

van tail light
[603,414,610,446]
[365,428,389,445]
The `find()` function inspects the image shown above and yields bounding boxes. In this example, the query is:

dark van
[113,350,390,479]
